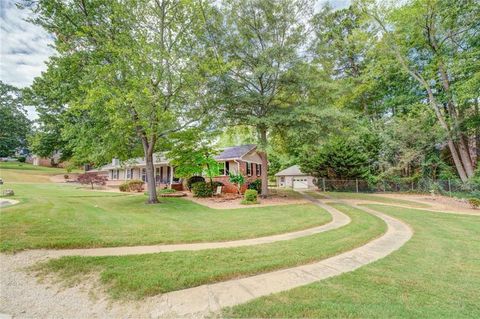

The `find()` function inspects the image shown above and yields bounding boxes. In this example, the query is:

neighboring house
[93,144,263,193]
[275,165,317,190]
[30,151,68,168]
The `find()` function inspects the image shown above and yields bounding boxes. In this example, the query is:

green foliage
[229,173,246,194]
[300,136,372,179]
[243,189,258,204]
[187,176,206,191]
[168,129,220,183]
[0,82,31,157]
[191,182,214,198]
[16,156,26,163]
[247,179,262,194]
[119,180,144,193]
[468,198,480,209]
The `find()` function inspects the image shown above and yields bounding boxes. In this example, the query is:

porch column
[169,165,174,189]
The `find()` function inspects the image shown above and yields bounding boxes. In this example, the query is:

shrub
[64,174,69,180]
[192,181,213,197]
[247,179,262,194]
[119,180,144,192]
[119,183,129,192]
[16,156,26,163]
[187,176,205,190]
[469,198,480,209]
[127,180,144,192]
[243,189,258,204]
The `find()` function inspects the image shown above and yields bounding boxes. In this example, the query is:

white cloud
[0,0,55,89]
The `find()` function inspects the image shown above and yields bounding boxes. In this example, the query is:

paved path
[0,198,412,318]
[145,202,413,317]
[20,196,350,258]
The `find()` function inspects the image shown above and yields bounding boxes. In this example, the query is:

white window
[141,168,147,182]
[219,162,230,176]
[126,168,133,179]
[256,164,261,177]
[112,169,119,180]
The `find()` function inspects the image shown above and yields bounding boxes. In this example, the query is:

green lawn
[224,204,480,318]
[0,183,332,252]
[307,191,431,208]
[0,162,80,183]
[36,204,386,299]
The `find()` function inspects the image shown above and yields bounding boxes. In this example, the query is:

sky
[0,0,350,119]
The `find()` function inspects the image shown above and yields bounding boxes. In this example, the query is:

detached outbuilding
[275,165,317,190]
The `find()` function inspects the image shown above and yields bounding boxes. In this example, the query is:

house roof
[96,145,258,171]
[275,165,308,176]
[214,144,257,161]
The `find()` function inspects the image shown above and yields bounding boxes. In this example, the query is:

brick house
[93,144,263,193]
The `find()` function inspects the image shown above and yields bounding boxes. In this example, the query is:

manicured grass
[0,162,80,183]
[307,191,430,208]
[36,204,386,299]
[0,183,332,252]
[224,204,480,318]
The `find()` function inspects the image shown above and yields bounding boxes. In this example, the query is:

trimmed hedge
[192,181,213,197]
[119,179,144,192]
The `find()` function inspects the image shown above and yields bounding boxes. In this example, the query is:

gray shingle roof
[275,165,308,176]
[214,144,256,160]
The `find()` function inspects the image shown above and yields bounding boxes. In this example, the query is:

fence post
[355,179,359,193]
[322,178,326,192]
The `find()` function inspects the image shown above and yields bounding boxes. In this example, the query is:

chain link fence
[314,178,479,198]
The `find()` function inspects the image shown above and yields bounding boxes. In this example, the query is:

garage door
[293,177,308,189]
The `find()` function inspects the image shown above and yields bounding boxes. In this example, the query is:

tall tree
[363,0,480,182]
[28,0,218,203]
[218,0,312,196]
[0,81,31,157]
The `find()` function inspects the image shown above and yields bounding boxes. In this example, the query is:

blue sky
[0,0,350,118]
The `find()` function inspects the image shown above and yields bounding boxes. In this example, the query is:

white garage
[275,165,316,190]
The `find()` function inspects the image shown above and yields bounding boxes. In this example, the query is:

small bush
[17,156,26,163]
[158,188,176,194]
[64,174,69,180]
[119,180,144,192]
[187,176,205,190]
[210,181,224,188]
[127,180,144,192]
[243,189,258,203]
[247,179,262,194]
[469,198,480,209]
[192,181,213,197]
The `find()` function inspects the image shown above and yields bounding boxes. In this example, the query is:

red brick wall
[212,160,261,193]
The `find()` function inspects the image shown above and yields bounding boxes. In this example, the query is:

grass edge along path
[35,203,386,299]
[224,204,480,318]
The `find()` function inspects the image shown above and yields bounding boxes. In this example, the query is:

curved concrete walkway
[0,199,412,318]
[145,203,413,317]
[25,196,351,258]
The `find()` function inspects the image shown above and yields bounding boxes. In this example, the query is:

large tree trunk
[257,126,269,198]
[141,137,159,204]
